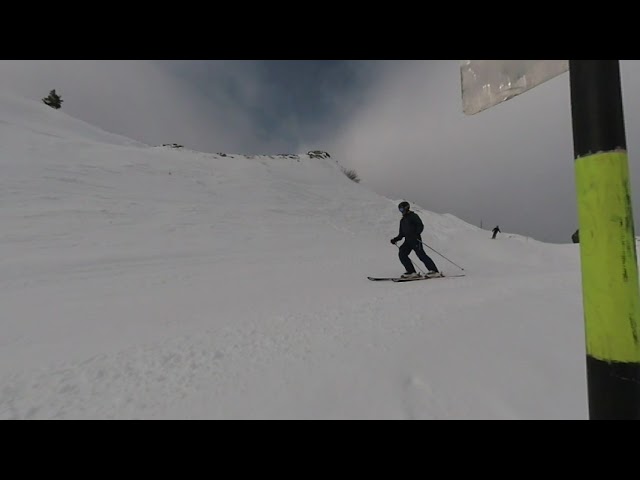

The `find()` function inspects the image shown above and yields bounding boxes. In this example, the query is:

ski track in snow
[0,290,436,419]
[0,270,573,419]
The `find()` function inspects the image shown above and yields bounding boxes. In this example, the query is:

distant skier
[390,201,441,279]
[492,225,500,239]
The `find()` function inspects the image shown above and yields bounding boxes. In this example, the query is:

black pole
[570,61,626,155]
[569,60,640,420]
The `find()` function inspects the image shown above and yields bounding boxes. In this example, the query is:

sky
[0,89,597,419]
[2,59,640,243]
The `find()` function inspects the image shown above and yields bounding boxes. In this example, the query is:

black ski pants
[398,238,438,273]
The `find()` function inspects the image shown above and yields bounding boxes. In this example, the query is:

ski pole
[418,240,465,271]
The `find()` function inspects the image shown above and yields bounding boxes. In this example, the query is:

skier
[492,225,500,239]
[390,201,442,279]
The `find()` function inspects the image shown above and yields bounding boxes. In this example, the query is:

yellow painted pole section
[575,150,640,362]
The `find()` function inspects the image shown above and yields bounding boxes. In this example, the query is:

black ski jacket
[393,211,424,244]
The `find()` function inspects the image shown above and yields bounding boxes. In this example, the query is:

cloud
[322,60,640,243]
[0,60,377,157]
[4,59,640,243]
[0,60,289,154]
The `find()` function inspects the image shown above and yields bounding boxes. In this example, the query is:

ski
[368,274,465,282]
[393,274,465,282]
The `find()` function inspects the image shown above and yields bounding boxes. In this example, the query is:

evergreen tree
[42,89,63,109]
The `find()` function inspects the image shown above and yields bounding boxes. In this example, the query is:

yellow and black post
[569,60,640,419]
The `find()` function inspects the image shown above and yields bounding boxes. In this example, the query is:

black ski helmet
[398,201,410,212]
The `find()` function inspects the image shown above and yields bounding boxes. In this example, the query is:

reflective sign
[461,60,569,115]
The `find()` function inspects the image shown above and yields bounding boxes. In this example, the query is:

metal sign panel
[461,60,569,115]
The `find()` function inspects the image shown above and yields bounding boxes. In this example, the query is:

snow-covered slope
[0,90,590,419]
